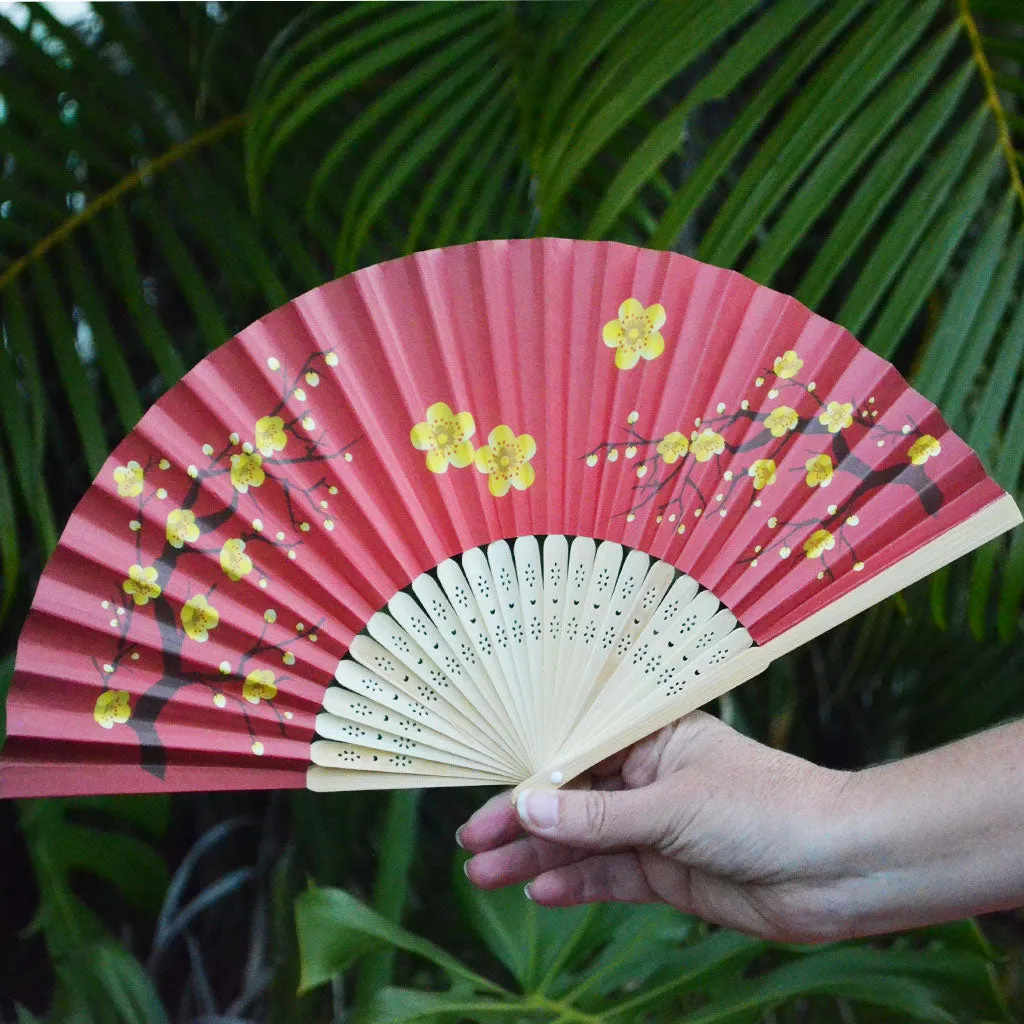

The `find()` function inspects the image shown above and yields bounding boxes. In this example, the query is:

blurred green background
[1,1,1024,1020]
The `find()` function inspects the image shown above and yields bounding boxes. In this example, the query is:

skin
[457,711,1024,943]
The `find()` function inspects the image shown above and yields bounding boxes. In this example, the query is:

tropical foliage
[1,1,1023,1021]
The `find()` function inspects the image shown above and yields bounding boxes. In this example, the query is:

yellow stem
[958,0,1024,218]
[0,112,246,292]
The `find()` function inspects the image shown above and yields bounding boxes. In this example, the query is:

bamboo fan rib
[308,536,751,791]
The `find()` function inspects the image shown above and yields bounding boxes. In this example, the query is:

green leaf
[250,4,493,200]
[455,872,580,992]
[0,649,13,746]
[864,148,1003,359]
[539,0,762,230]
[31,258,109,476]
[943,226,1024,430]
[996,530,1024,641]
[353,791,422,1021]
[586,0,831,241]
[603,928,767,1019]
[745,23,959,285]
[139,198,230,352]
[702,0,941,269]
[335,58,509,271]
[366,986,516,1024]
[529,0,650,168]
[305,19,501,221]
[82,942,169,1024]
[90,207,187,388]
[62,241,145,434]
[966,266,1024,465]
[794,64,974,310]
[437,121,519,248]
[650,0,868,251]
[295,886,504,996]
[913,195,1015,403]
[968,543,999,641]
[836,110,990,337]
[658,945,1003,1024]
[405,93,514,253]
[0,442,20,627]
[930,564,951,631]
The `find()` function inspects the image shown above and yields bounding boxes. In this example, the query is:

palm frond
[2,0,1023,647]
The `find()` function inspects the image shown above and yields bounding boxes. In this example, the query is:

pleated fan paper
[1,239,1019,799]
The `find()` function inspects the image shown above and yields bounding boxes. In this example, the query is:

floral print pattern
[908,434,940,465]
[772,350,803,379]
[219,538,253,582]
[804,454,834,489]
[475,425,536,497]
[122,564,162,606]
[255,415,287,456]
[602,298,666,370]
[410,402,476,474]
[243,669,278,704]
[113,461,144,499]
[166,508,199,549]
[181,594,219,643]
[818,401,854,434]
[94,690,131,728]
[657,432,689,464]
[690,429,725,463]
[804,529,836,559]
[748,459,777,491]
[765,407,799,438]
[230,451,265,493]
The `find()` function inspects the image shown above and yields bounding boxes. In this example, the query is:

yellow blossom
[908,434,941,465]
[748,459,777,491]
[773,350,803,379]
[819,401,854,434]
[219,538,253,581]
[804,529,836,559]
[602,298,666,370]
[656,431,689,464]
[691,429,725,463]
[805,454,834,489]
[410,402,476,473]
[94,690,131,729]
[230,451,265,493]
[166,508,199,549]
[765,406,799,438]
[122,564,162,606]
[113,460,144,499]
[243,669,277,705]
[255,415,287,456]
[474,425,536,497]
[181,594,219,642]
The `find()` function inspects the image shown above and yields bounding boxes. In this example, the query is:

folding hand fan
[1,239,1019,800]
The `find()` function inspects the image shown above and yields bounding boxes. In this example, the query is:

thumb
[515,785,666,850]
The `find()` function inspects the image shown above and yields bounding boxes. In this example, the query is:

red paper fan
[1,239,1019,799]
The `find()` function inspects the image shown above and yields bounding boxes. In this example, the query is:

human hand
[458,710,857,943]
[459,710,1024,943]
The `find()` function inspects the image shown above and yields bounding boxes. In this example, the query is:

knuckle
[580,792,609,839]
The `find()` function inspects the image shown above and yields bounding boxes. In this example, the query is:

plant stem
[958,0,1024,218]
[352,791,421,1022]
[0,113,246,292]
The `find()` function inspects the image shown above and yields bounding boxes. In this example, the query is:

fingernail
[463,859,471,878]
[516,789,559,829]
[455,826,465,849]
[523,883,534,901]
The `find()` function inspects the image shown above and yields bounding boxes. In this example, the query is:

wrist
[814,740,1024,937]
